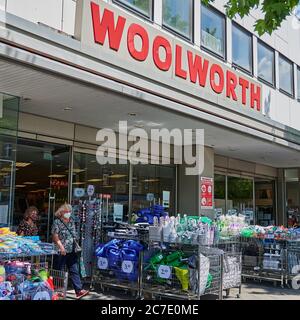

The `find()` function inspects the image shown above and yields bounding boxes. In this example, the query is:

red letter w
[91,2,126,51]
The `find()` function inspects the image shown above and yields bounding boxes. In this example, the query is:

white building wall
[1,0,300,131]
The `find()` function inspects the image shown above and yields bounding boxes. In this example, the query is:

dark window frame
[162,0,195,42]
[297,66,300,102]
[257,39,276,88]
[278,53,294,99]
[200,3,227,61]
[113,0,154,21]
[232,22,253,76]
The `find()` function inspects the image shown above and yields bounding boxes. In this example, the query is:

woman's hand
[60,246,67,256]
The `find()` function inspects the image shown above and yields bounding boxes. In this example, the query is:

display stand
[0,243,68,300]
[240,237,287,287]
[216,237,242,298]
[90,224,146,299]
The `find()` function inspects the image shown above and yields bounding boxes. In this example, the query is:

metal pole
[128,163,133,223]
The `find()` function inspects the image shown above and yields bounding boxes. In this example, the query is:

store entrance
[13,138,70,241]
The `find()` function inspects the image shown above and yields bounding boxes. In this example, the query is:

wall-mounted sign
[75,0,262,114]
[74,188,85,198]
[87,184,95,197]
[50,179,68,188]
[162,191,170,208]
[200,177,213,210]
[146,193,154,202]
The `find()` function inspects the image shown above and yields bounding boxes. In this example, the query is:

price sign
[32,291,51,300]
[121,260,134,274]
[98,257,108,270]
[157,265,172,279]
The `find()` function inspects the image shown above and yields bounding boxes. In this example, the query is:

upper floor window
[162,0,193,40]
[279,54,294,97]
[115,0,153,18]
[232,23,253,74]
[257,41,275,86]
[297,67,300,100]
[201,5,226,59]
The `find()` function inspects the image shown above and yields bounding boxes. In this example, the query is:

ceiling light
[103,185,114,188]
[68,169,86,174]
[90,160,96,163]
[16,185,26,188]
[16,162,31,168]
[48,174,66,178]
[88,179,103,182]
[24,182,37,185]
[63,107,72,111]
[30,189,46,193]
[128,112,137,117]
[73,182,85,185]
[143,179,160,183]
[110,174,127,179]
[0,189,9,192]
[1,167,11,172]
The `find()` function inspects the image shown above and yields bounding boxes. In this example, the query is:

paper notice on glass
[163,191,170,208]
[0,94,3,119]
[0,205,9,224]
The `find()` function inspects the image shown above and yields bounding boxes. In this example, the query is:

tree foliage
[202,0,299,36]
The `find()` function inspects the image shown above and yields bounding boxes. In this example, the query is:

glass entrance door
[13,139,70,241]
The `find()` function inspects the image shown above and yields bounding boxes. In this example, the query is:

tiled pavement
[66,282,300,300]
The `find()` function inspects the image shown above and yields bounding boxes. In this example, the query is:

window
[214,174,226,216]
[132,164,176,216]
[279,54,294,96]
[232,23,252,73]
[297,67,300,100]
[162,0,193,39]
[115,0,153,18]
[257,41,275,86]
[72,153,130,222]
[227,176,254,224]
[201,5,226,58]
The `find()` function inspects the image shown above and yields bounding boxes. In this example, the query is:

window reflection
[162,0,193,39]
[232,24,252,73]
[258,41,275,85]
[201,5,225,58]
[227,176,254,224]
[279,55,293,95]
[116,0,152,17]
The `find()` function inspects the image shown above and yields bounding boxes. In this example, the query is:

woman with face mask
[17,206,39,236]
[51,203,89,299]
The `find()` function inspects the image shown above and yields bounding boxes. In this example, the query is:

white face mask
[63,212,71,219]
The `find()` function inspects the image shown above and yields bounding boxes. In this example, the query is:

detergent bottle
[0,265,5,283]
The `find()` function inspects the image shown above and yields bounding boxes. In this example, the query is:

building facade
[0,0,300,240]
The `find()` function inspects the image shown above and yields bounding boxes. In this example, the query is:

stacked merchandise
[0,261,60,300]
[239,225,300,240]
[135,205,168,224]
[217,215,247,240]
[143,249,212,296]
[95,239,144,282]
[142,244,224,299]
[149,214,216,246]
[0,228,56,257]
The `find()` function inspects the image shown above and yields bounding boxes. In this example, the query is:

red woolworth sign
[87,1,261,111]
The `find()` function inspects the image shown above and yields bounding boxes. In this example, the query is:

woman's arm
[52,233,66,256]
